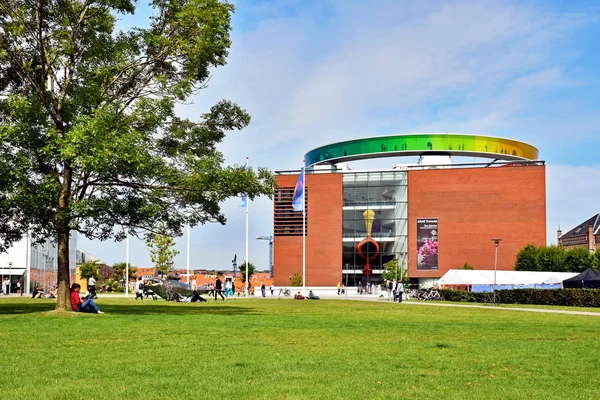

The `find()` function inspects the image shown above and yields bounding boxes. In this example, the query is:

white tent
[438,269,578,287]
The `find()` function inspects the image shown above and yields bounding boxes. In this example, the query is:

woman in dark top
[214,277,225,301]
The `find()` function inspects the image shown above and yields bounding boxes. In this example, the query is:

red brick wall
[408,165,546,278]
[273,173,343,286]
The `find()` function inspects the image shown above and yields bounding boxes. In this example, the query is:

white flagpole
[302,159,306,288]
[125,235,129,297]
[186,225,190,283]
[245,156,249,298]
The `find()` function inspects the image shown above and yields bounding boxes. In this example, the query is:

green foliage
[112,262,138,281]
[290,272,303,287]
[146,228,179,275]
[440,288,600,308]
[238,261,255,283]
[515,244,595,272]
[563,247,592,272]
[0,0,274,311]
[462,262,474,270]
[515,244,540,271]
[592,250,600,269]
[382,259,407,282]
[78,261,100,280]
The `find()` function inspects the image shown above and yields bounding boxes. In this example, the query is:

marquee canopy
[437,269,578,286]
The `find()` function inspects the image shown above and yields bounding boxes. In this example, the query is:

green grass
[1,297,599,400]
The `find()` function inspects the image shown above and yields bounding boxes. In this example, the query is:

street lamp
[8,262,12,294]
[256,236,273,278]
[491,238,502,302]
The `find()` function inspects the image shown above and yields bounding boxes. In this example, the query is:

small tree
[592,250,600,269]
[146,228,180,275]
[564,247,592,272]
[537,245,566,272]
[515,244,540,271]
[238,261,255,283]
[112,262,138,281]
[382,259,407,283]
[462,262,474,270]
[79,261,100,281]
[290,272,303,287]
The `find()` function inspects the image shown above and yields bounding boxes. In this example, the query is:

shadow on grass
[100,304,260,316]
[0,301,55,315]
[0,301,260,316]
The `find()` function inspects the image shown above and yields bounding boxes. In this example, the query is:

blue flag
[292,166,305,212]
[241,159,247,207]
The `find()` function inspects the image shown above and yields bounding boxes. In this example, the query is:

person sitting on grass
[294,291,305,300]
[31,286,46,299]
[307,290,320,300]
[48,286,57,299]
[70,283,104,314]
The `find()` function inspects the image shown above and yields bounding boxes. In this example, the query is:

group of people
[294,290,320,300]
[2,277,24,296]
[336,282,346,295]
[31,285,57,299]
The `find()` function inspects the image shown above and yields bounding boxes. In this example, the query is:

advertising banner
[417,218,438,270]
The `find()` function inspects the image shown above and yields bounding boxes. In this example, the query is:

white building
[0,233,77,294]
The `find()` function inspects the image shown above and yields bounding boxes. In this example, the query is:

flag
[241,159,248,207]
[292,166,305,212]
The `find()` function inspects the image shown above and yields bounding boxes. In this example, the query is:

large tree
[0,0,274,311]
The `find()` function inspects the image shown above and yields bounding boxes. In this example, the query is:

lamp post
[8,262,12,294]
[491,238,502,303]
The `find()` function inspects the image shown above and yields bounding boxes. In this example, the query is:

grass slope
[1,298,599,399]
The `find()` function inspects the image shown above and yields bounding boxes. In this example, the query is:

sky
[79,0,600,271]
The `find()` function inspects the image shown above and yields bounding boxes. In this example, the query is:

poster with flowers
[417,218,438,270]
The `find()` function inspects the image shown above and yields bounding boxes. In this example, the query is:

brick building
[273,133,547,287]
[558,214,599,252]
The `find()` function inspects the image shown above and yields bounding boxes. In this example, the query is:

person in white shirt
[224,280,232,297]
[3,277,9,295]
[191,278,197,291]
[87,276,97,298]
[270,283,274,296]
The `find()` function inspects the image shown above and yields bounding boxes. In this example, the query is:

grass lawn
[1,297,599,400]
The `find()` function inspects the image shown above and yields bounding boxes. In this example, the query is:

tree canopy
[0,0,274,311]
[515,244,598,272]
[78,260,100,280]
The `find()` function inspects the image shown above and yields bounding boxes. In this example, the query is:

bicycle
[278,288,291,297]
[482,291,501,305]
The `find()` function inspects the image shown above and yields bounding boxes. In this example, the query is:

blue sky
[80,0,600,271]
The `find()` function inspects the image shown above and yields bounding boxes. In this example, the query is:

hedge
[438,288,600,308]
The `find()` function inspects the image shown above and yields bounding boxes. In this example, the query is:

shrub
[440,288,600,308]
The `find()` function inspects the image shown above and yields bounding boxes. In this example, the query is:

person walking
[224,279,231,297]
[135,277,144,300]
[17,279,23,296]
[3,277,9,295]
[260,281,266,297]
[270,283,274,296]
[88,275,97,299]
[337,282,341,295]
[214,276,225,301]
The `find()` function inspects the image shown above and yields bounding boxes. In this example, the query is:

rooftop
[561,213,600,239]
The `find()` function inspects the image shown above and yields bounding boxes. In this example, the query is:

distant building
[558,214,599,252]
[0,233,77,294]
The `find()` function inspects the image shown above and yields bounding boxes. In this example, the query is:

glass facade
[341,171,407,286]
[29,235,77,292]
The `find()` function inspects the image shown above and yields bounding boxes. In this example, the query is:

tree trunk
[55,225,72,311]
